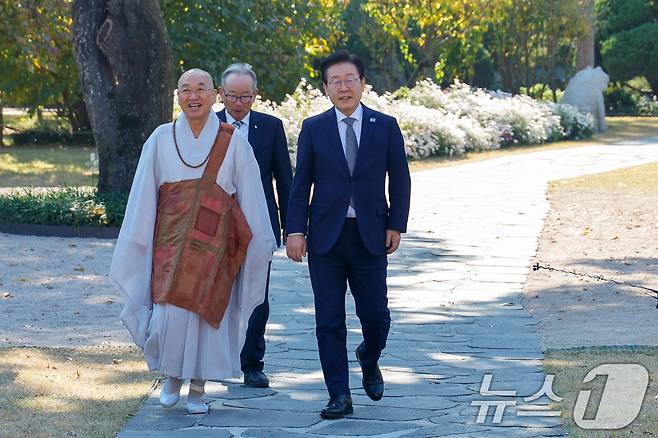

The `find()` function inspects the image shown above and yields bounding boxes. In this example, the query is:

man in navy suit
[217,63,293,388]
[286,50,411,418]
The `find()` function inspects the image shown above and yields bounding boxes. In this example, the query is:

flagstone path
[7,138,658,437]
[114,138,658,437]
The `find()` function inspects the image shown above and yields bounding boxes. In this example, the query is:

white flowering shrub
[250,78,595,160]
[637,95,658,116]
[548,101,595,140]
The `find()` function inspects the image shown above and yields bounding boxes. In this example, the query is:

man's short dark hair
[320,50,365,84]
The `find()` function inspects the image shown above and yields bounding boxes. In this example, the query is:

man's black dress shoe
[355,344,384,401]
[320,394,353,419]
[243,370,269,388]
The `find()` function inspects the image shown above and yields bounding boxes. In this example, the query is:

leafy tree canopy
[596,0,658,93]
[595,0,653,41]
[0,0,81,121]
[601,22,658,89]
[161,0,343,101]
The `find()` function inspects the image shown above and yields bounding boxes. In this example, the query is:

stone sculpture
[560,66,610,132]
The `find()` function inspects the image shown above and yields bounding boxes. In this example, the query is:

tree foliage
[596,0,653,40]
[0,0,88,130]
[362,0,486,86]
[596,0,658,93]
[357,0,586,96]
[601,22,658,92]
[160,0,343,101]
[341,0,410,92]
[1,0,624,135]
[484,0,586,95]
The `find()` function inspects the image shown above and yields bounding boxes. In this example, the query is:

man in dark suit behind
[217,63,293,388]
[286,50,411,418]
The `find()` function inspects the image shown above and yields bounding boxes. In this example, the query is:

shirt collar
[225,110,251,128]
[335,104,363,124]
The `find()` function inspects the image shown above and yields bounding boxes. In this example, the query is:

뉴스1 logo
[471,363,649,429]
[573,364,648,429]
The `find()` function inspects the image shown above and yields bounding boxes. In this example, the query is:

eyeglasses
[178,87,213,96]
[223,93,254,103]
[327,77,361,88]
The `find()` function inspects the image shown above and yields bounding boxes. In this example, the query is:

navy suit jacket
[217,109,293,247]
[286,105,411,256]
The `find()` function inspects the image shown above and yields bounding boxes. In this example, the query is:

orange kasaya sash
[151,122,253,328]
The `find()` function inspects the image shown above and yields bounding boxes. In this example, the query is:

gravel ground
[523,189,658,349]
[0,234,130,347]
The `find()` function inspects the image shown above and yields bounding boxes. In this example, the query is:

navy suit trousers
[308,218,390,398]
[240,262,271,372]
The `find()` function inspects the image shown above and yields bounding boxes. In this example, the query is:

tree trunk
[73,0,173,195]
[576,0,595,70]
[67,97,92,132]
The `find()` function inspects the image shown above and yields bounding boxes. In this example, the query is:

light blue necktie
[343,117,358,210]
[343,117,358,175]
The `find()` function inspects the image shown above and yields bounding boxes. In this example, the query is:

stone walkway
[120,139,658,438]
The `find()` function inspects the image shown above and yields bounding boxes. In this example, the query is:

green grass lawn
[0,346,154,438]
[550,161,658,195]
[1,112,95,188]
[0,144,96,188]
[544,347,658,437]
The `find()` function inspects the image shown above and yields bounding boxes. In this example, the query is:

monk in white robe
[109,69,276,414]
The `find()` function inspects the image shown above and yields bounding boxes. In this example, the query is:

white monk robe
[109,111,276,380]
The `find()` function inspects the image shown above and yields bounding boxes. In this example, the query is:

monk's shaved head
[177,68,217,124]
[178,68,214,89]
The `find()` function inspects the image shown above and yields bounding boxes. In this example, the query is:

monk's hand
[286,235,307,262]
[385,230,401,254]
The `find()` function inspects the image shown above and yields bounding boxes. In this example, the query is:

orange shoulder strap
[202,122,235,181]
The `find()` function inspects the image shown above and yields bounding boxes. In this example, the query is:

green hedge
[0,188,127,227]
[10,130,95,146]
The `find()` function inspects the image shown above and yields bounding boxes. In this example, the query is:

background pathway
[110,139,658,437]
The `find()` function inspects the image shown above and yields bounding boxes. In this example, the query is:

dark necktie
[232,120,243,130]
[343,117,358,175]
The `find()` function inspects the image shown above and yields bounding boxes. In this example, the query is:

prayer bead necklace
[172,118,213,169]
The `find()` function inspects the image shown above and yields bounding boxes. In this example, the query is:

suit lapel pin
[369,118,376,122]
[253,124,257,129]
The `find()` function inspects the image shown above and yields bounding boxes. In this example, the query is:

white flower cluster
[637,94,658,116]
[254,78,596,161]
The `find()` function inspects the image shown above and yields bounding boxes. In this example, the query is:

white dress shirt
[288,104,363,237]
[225,110,251,139]
[335,104,363,218]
